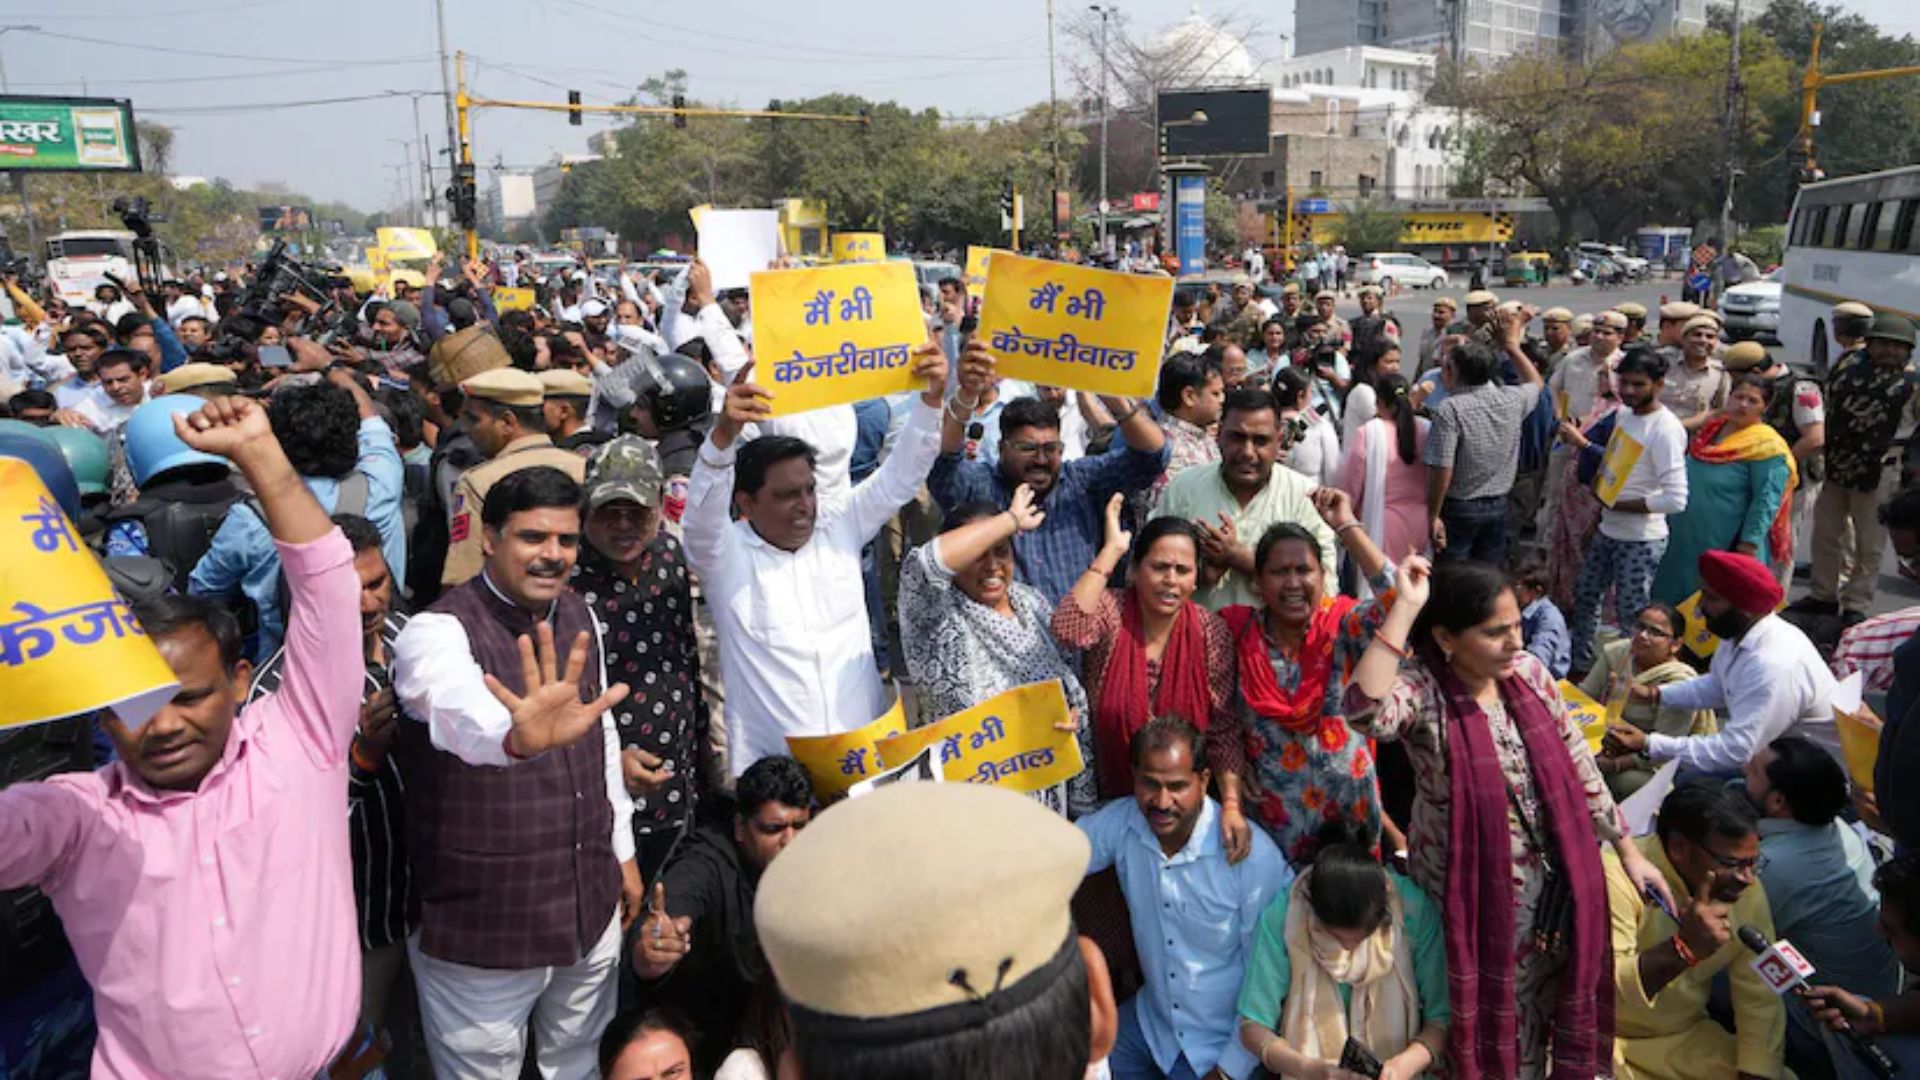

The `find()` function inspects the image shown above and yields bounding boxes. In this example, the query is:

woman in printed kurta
[1218,488,1401,866]
[1652,375,1797,606]
[1344,558,1676,1080]
[1546,375,1622,613]
[898,486,1094,817]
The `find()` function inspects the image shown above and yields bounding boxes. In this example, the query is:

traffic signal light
[671,94,687,130]
[447,162,477,230]
[768,99,781,127]
[568,90,582,126]
[1000,182,1015,218]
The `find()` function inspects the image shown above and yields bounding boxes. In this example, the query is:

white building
[1265,47,1463,201]
[1268,45,1434,93]
[483,173,537,235]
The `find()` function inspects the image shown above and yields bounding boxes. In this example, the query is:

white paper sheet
[1619,758,1680,836]
[695,209,781,291]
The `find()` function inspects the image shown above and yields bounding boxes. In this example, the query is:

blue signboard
[1297,198,1330,214]
[1175,174,1207,275]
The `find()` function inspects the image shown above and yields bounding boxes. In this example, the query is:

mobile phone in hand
[257,344,293,369]
[1338,1036,1384,1079]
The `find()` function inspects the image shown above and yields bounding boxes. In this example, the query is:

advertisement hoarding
[0,97,140,173]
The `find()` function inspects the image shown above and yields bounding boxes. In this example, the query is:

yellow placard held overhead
[978,252,1172,400]
[749,261,928,417]
[492,287,537,314]
[963,246,996,300]
[785,698,908,800]
[1593,427,1645,508]
[375,227,438,262]
[0,461,179,732]
[831,232,885,263]
[874,680,1085,796]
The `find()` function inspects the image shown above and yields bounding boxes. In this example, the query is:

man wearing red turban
[1607,551,1842,779]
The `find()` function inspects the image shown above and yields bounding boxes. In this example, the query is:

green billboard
[0,97,141,173]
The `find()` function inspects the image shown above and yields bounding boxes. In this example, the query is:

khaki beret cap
[1541,307,1574,323]
[1280,282,1301,296]
[1682,314,1721,336]
[1464,290,1498,307]
[1613,301,1648,320]
[152,362,237,395]
[1572,314,1595,333]
[1659,301,1701,321]
[1721,341,1771,371]
[756,782,1087,1023]
[1594,311,1629,331]
[1355,284,1383,297]
[1432,296,1459,310]
[537,368,594,398]
[1834,301,1875,320]
[1314,289,1338,302]
[461,367,544,407]
[429,324,512,389]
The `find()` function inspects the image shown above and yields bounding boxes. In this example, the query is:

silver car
[1718,271,1782,342]
[1351,252,1450,290]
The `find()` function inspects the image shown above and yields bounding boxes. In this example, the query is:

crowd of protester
[2,244,1920,1080]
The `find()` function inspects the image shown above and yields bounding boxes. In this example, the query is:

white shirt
[70,388,143,434]
[1598,404,1688,542]
[166,294,209,326]
[683,398,944,776]
[389,575,636,863]
[1650,614,1841,774]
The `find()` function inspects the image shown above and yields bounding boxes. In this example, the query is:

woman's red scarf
[1093,592,1213,797]
[1688,414,1798,565]
[1220,597,1358,736]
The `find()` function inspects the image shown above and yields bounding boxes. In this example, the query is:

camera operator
[1289,312,1351,423]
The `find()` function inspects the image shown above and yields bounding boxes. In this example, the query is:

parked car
[1351,252,1450,290]
[1575,241,1649,278]
[1718,269,1782,343]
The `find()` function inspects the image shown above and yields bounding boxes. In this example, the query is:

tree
[1329,200,1410,254]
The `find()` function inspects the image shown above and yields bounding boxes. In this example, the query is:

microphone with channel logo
[1736,924,1899,1079]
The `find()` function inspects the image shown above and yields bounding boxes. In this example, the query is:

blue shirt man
[930,394,1167,605]
[1079,716,1290,1080]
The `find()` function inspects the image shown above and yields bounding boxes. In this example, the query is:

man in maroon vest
[393,464,642,1079]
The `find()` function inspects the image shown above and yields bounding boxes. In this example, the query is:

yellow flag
[492,286,537,314]
[375,227,438,262]
[749,261,927,417]
[874,680,1084,795]
[786,698,908,800]
[978,252,1172,399]
[963,246,996,300]
[830,232,885,263]
[0,461,178,732]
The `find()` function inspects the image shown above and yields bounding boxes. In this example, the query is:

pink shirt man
[0,531,363,1079]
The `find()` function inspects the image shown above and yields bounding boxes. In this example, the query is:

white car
[1576,241,1649,277]
[1718,271,1782,342]
[1351,252,1450,290]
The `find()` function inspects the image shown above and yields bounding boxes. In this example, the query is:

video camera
[205,239,350,363]
[111,196,167,293]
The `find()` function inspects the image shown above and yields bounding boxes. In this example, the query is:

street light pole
[388,139,418,226]
[1093,4,1111,257]
[432,0,458,192]
[1046,0,1061,245]
[0,25,43,260]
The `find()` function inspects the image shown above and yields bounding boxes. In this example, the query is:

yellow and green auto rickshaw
[1503,252,1553,287]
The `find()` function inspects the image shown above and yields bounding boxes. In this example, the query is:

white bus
[1780,163,1920,376]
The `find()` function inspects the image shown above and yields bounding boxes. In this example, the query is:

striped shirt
[1833,607,1920,694]
[246,611,412,951]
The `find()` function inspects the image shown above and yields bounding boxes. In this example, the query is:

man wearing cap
[572,436,707,881]
[1723,341,1826,588]
[1832,300,1876,357]
[1541,306,1575,370]
[540,368,610,455]
[1463,289,1499,338]
[1610,550,1840,780]
[1800,313,1920,624]
[754,781,1120,1080]
[442,366,588,588]
[1349,284,1400,376]
[1398,299,1443,379]
[1079,717,1288,1080]
[367,300,425,371]
[392,464,639,1080]
[1312,289,1351,352]
[151,361,237,399]
[579,297,613,339]
[1616,302,1649,344]
[1654,301,1701,363]
[1542,311,1627,530]
[1658,315,1729,431]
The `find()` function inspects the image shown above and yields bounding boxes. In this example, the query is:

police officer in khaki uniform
[441,367,587,586]
[538,368,611,456]
[1615,301,1649,344]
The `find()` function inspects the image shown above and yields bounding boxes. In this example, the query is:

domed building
[1143,6,1263,89]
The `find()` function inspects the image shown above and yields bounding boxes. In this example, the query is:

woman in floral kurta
[1219,488,1398,866]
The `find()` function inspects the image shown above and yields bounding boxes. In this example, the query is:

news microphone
[1736,925,1899,1079]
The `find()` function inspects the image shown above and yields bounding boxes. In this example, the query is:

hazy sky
[3,0,1912,212]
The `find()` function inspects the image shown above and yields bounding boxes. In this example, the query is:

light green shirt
[1153,463,1338,611]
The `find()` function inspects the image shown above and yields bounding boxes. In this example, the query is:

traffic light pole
[451,51,870,257]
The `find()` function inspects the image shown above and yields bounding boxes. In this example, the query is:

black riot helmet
[633,350,714,433]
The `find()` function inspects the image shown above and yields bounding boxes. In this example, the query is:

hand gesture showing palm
[1008,483,1047,532]
[485,623,631,759]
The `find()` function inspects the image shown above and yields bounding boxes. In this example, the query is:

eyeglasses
[1700,846,1768,874]
[1632,621,1674,640]
[1007,440,1065,456]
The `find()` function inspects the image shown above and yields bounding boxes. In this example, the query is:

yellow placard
[749,261,927,418]
[1593,426,1645,508]
[963,245,996,300]
[365,246,389,274]
[1558,679,1610,755]
[978,252,1172,399]
[0,461,179,732]
[492,286,536,314]
[1834,706,1882,794]
[1674,591,1721,658]
[785,697,907,800]
[375,226,437,263]
[831,232,885,263]
[874,680,1085,795]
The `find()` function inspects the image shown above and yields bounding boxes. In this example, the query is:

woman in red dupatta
[1052,494,1250,857]
[1344,558,1677,1080]
[1217,488,1409,867]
